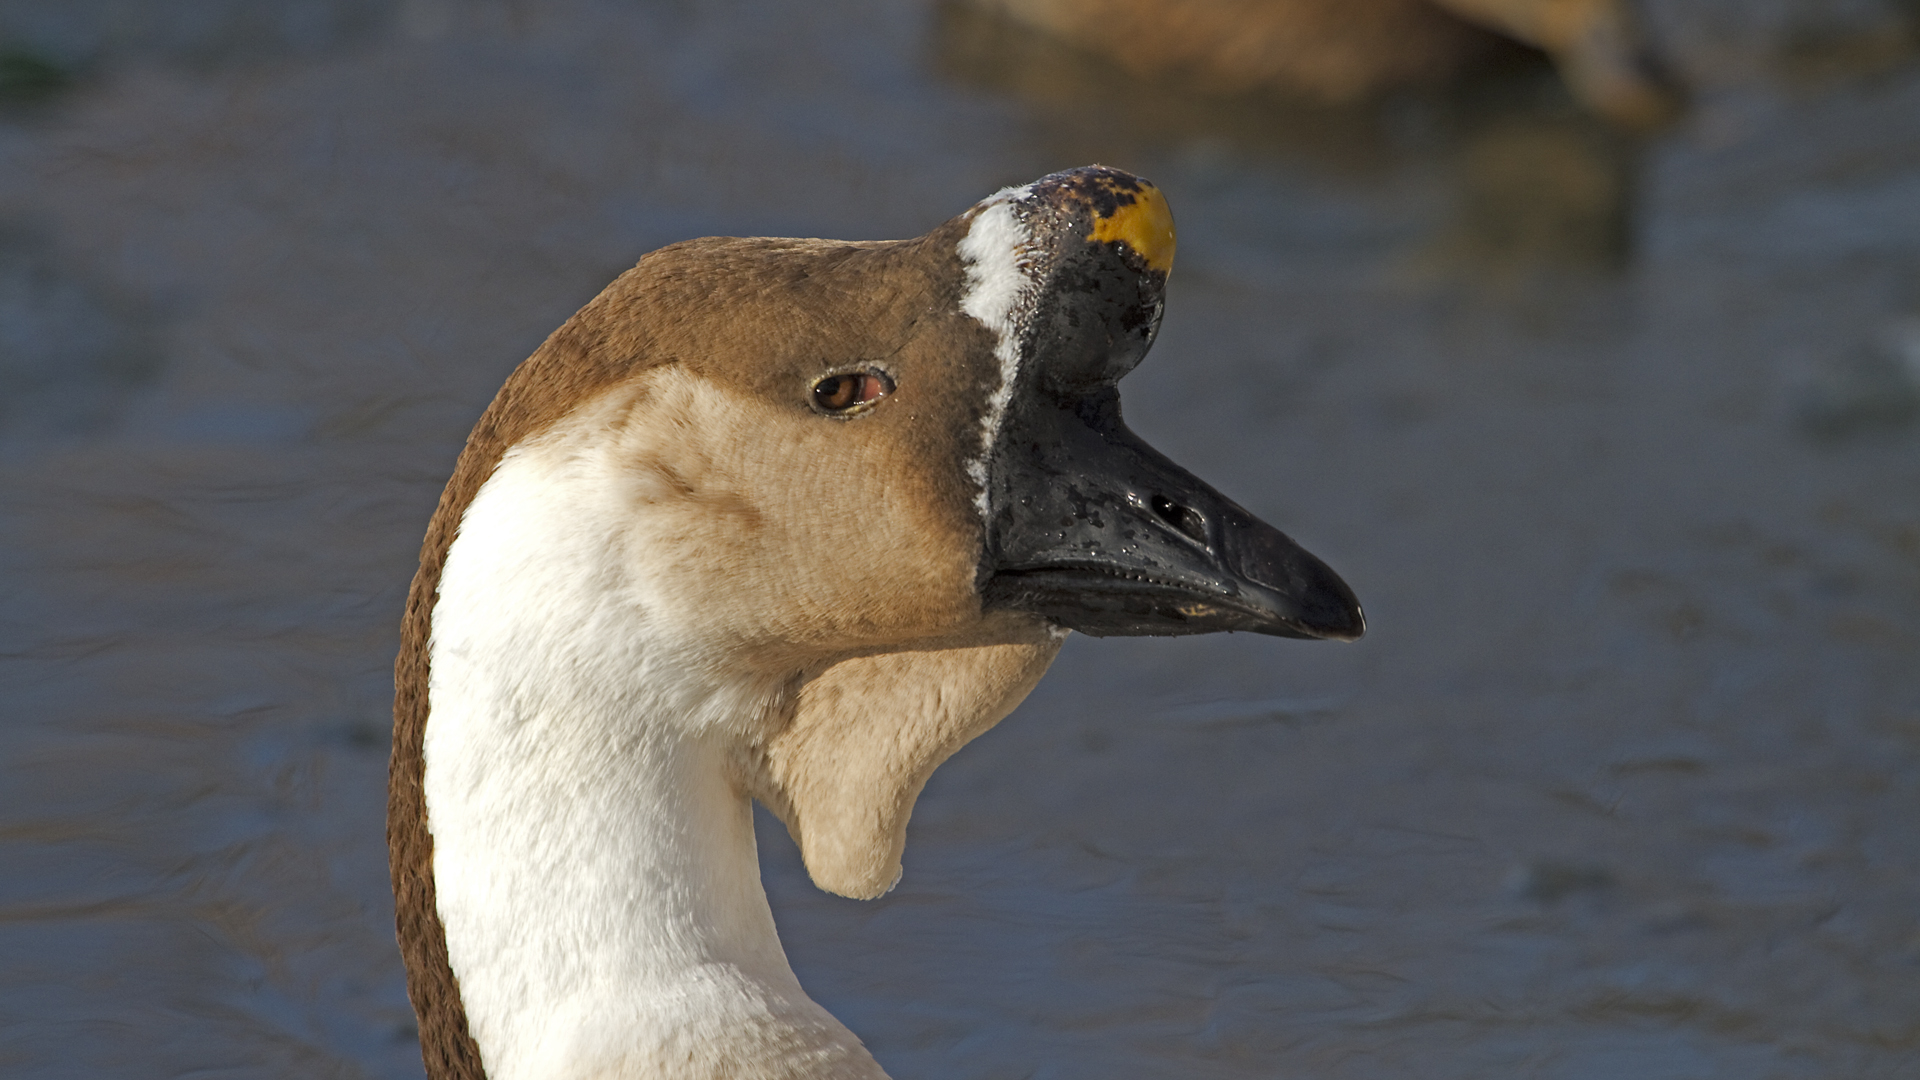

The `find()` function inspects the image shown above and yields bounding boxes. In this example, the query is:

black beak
[966,167,1363,641]
[979,389,1364,640]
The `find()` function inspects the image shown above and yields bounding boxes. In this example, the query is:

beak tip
[1328,605,1366,642]
[1282,600,1364,643]
[1259,552,1364,643]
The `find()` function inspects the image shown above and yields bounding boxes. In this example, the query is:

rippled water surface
[2,1,1919,1077]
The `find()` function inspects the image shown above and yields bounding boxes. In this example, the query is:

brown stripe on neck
[388,243,689,1079]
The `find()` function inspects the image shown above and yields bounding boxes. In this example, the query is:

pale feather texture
[743,617,1061,900]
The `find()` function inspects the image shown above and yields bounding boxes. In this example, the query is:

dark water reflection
[2,1,1918,1077]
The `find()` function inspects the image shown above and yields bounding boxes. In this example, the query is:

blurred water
[1,1,1917,1077]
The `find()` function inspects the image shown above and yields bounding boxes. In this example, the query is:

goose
[957,0,1682,129]
[389,165,1365,1080]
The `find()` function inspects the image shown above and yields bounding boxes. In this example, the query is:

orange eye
[811,369,894,414]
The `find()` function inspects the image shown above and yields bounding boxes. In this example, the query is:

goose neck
[419,443,885,1080]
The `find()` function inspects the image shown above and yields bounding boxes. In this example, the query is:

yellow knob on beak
[1088,182,1176,275]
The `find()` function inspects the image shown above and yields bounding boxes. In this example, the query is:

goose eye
[811,369,894,414]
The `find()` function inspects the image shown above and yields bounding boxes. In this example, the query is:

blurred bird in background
[957,0,1684,128]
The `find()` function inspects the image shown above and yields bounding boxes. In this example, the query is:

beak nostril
[1150,495,1209,546]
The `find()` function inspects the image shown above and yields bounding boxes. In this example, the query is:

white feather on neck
[423,396,889,1080]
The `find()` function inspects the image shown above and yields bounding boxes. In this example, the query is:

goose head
[391,166,1362,1080]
